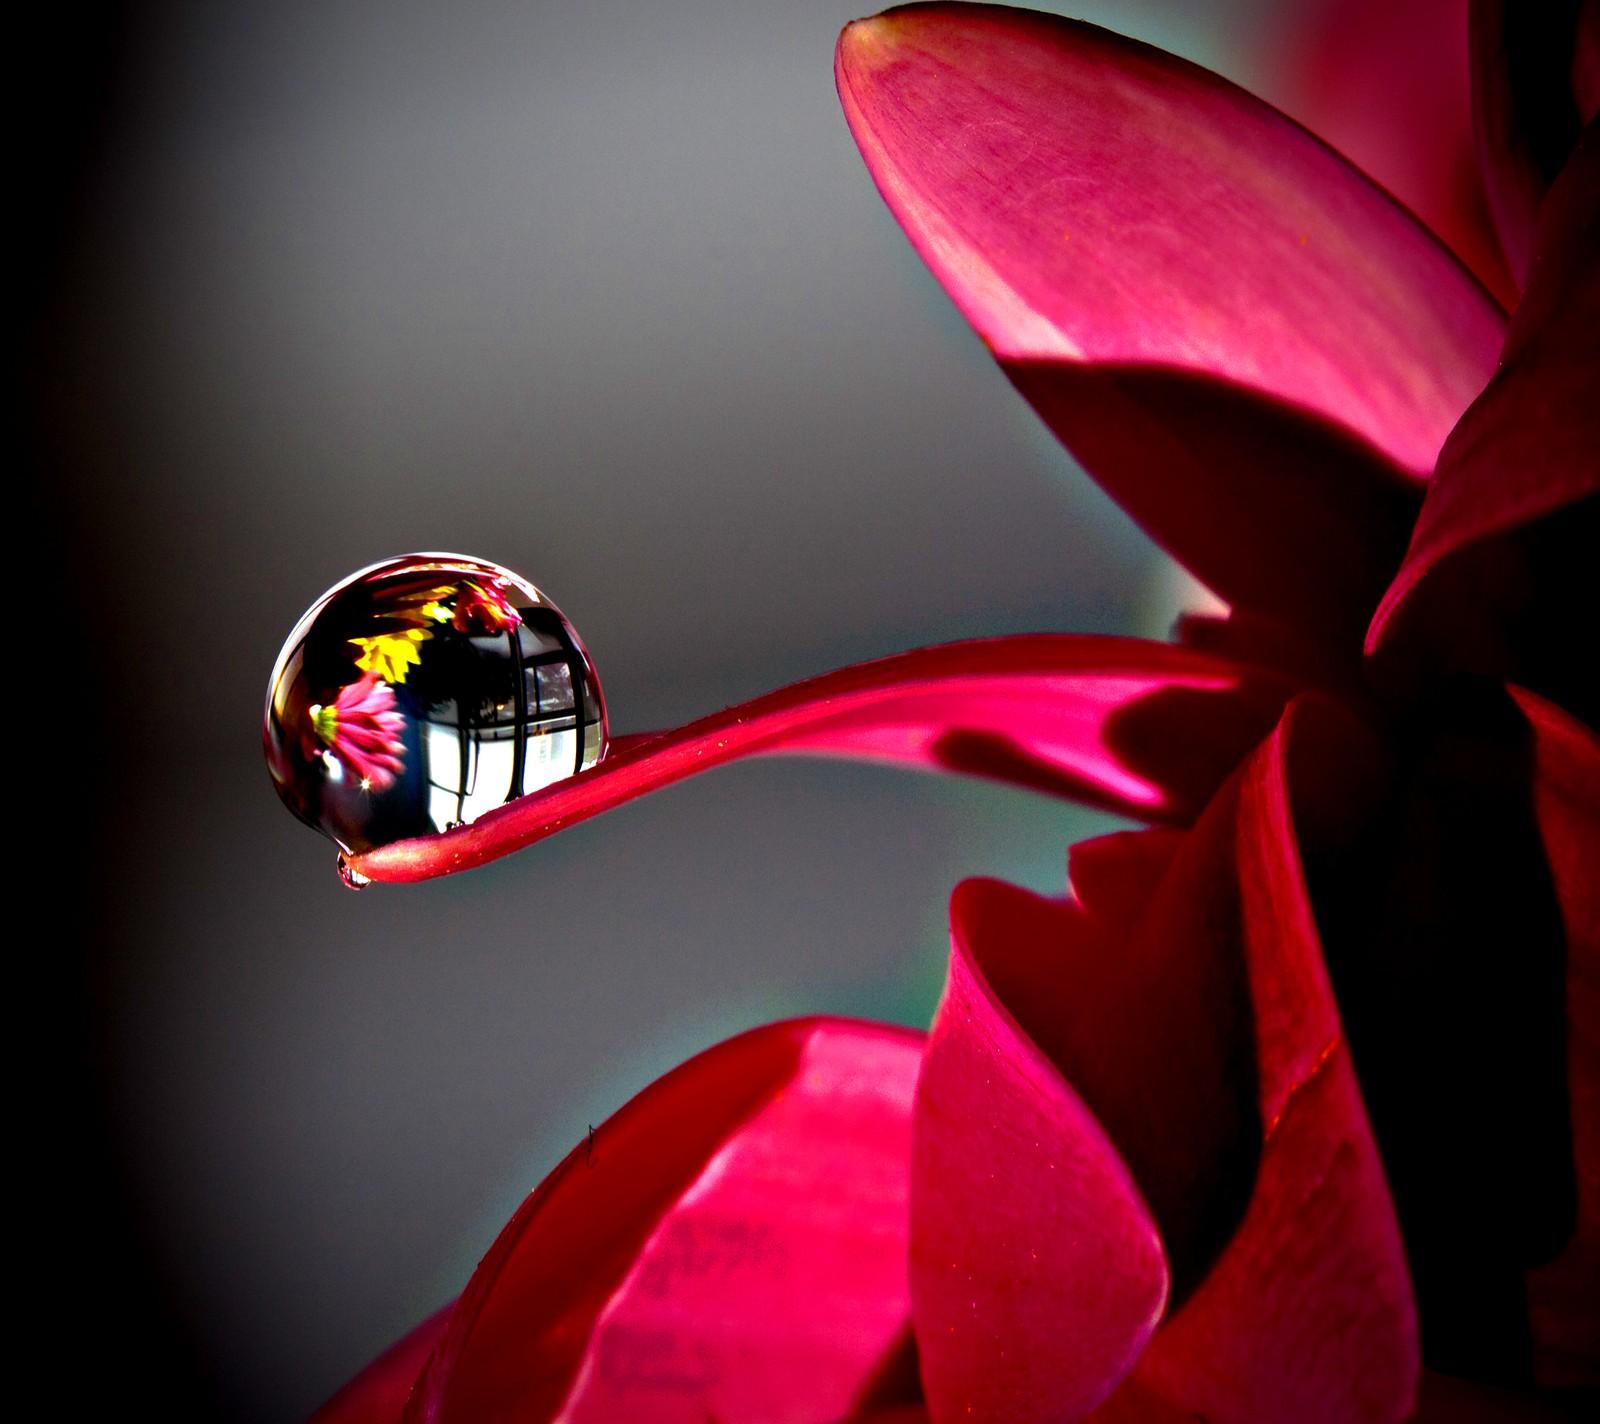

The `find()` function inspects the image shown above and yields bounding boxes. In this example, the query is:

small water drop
[337,854,372,891]
[265,554,608,857]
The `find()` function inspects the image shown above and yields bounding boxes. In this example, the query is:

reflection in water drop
[336,855,372,892]
[265,554,608,857]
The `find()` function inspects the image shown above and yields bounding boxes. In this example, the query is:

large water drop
[265,554,607,858]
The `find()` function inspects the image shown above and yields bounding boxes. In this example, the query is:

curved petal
[911,877,1170,1424]
[1275,0,1515,306]
[1366,124,1599,724]
[1470,0,1600,285]
[1512,687,1600,1388]
[352,636,1297,882]
[835,4,1504,642]
[403,1018,922,1424]
[1087,695,1418,1424]
[311,1309,453,1424]
[1311,681,1583,1383]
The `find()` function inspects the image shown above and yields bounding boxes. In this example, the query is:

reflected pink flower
[315,4,1597,1421]
[451,579,523,635]
[312,672,407,792]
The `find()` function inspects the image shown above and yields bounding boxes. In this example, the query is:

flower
[310,672,408,792]
[315,3,1597,1421]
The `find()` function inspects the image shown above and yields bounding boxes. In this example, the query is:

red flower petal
[1365,125,1599,722]
[835,4,1504,643]
[400,1019,921,1424]
[351,636,1296,882]
[1512,686,1600,1387]
[1093,695,1418,1423]
[1304,680,1585,1382]
[911,878,1169,1423]
[1275,0,1515,306]
[1470,0,1600,286]
[310,1309,452,1424]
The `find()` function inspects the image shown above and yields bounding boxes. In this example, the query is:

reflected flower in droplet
[309,672,406,793]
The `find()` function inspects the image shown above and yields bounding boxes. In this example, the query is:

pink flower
[312,672,408,792]
[315,4,1597,1420]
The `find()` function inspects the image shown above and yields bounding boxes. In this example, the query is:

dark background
[28,3,1319,1418]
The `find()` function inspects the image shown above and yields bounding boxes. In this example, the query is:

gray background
[31,2,1310,1418]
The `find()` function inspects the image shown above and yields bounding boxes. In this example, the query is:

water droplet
[336,854,372,891]
[265,554,608,856]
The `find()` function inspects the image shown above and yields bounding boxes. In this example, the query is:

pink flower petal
[911,878,1169,1423]
[351,636,1296,882]
[310,1309,452,1424]
[1303,680,1586,1383]
[1091,695,1418,1423]
[401,1019,922,1424]
[1365,125,1598,721]
[1274,0,1515,305]
[835,4,1504,642]
[1512,686,1600,1388]
[1470,0,1600,286]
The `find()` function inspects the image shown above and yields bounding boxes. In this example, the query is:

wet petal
[1093,696,1417,1424]
[403,1019,922,1424]
[836,4,1503,642]
[1512,687,1600,1388]
[911,877,1170,1424]
[352,636,1296,882]
[1366,125,1599,724]
[1470,0,1600,285]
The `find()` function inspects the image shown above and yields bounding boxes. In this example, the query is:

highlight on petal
[836,3,1504,643]
[351,636,1298,882]
[1366,125,1598,723]
[1470,0,1600,285]
[1512,687,1600,1388]
[396,1018,922,1424]
[912,695,1417,1424]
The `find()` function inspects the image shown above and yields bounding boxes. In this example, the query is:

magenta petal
[310,1309,452,1424]
[352,636,1296,882]
[1513,687,1600,1387]
[1365,126,1598,719]
[911,881,1169,1424]
[836,4,1504,640]
[404,1019,922,1424]
[1277,0,1515,306]
[1470,0,1600,285]
[1092,696,1417,1424]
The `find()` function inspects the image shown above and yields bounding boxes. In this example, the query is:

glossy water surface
[265,554,607,856]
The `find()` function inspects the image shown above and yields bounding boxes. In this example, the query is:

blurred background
[28,1,1474,1418]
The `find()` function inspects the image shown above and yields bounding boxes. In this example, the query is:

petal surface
[1313,682,1584,1383]
[352,636,1296,882]
[311,1309,452,1424]
[836,4,1504,641]
[1366,124,1599,723]
[1275,0,1514,305]
[911,877,1170,1424]
[1470,0,1600,285]
[1092,696,1418,1424]
[404,1018,922,1424]
[1513,687,1600,1388]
